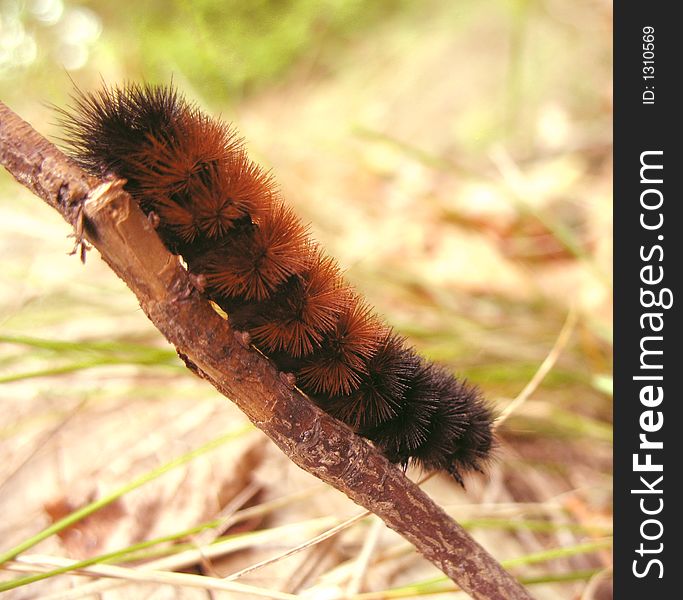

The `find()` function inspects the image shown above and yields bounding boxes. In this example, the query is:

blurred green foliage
[132,0,407,98]
[1,0,407,103]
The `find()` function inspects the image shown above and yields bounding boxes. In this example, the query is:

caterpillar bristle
[152,195,200,243]
[58,82,183,180]
[192,179,248,240]
[410,369,473,469]
[59,81,496,486]
[198,204,310,301]
[130,114,238,201]
[447,394,496,473]
[247,251,350,357]
[325,331,412,429]
[296,300,384,397]
[365,359,442,465]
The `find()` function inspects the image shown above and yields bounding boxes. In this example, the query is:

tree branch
[0,100,534,600]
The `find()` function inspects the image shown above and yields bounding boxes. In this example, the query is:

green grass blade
[0,424,252,569]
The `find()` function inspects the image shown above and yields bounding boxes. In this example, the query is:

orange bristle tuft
[296,300,384,397]
[201,203,311,301]
[324,331,412,429]
[248,251,350,357]
[153,195,200,243]
[129,113,239,200]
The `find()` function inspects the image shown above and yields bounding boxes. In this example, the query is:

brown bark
[0,100,534,600]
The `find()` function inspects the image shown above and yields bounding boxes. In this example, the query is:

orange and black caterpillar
[59,82,494,484]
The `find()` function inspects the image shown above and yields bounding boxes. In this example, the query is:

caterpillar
[58,82,494,485]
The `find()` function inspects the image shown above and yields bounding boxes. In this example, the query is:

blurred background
[1,1,612,598]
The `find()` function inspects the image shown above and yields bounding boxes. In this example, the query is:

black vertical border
[614,3,681,596]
